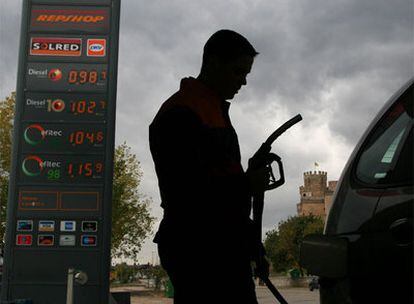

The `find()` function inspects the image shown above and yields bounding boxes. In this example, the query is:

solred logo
[30,37,82,57]
[48,68,62,81]
[87,39,106,57]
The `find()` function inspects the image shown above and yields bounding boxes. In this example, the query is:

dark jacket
[149,77,252,251]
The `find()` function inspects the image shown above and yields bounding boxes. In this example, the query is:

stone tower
[297,171,337,221]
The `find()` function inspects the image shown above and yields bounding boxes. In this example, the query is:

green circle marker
[22,155,43,176]
[23,124,45,146]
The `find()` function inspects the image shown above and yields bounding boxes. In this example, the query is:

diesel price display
[26,63,108,92]
[23,93,107,122]
[68,69,106,85]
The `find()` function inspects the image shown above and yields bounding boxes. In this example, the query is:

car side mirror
[300,234,348,278]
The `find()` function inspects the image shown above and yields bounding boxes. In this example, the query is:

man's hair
[202,29,259,67]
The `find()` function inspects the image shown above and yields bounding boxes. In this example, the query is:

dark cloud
[1,0,412,263]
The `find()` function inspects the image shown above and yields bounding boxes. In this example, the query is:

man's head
[198,29,258,100]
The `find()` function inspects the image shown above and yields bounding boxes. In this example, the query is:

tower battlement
[298,170,338,221]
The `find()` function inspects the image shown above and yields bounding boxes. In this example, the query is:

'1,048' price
[69,130,104,146]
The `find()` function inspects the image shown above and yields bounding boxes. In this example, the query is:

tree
[0,92,154,259]
[0,92,14,241]
[111,143,154,259]
[113,262,136,284]
[264,214,324,275]
[148,265,168,290]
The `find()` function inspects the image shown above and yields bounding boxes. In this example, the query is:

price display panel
[23,93,107,122]
[17,187,102,214]
[21,123,106,152]
[19,154,105,184]
[26,62,108,92]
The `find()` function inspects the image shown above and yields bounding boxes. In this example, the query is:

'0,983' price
[68,70,107,85]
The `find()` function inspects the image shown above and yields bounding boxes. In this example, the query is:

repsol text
[36,15,105,23]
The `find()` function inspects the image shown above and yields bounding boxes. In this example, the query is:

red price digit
[84,163,93,176]
[96,131,104,143]
[88,101,96,113]
[68,71,78,84]
[79,71,88,84]
[89,71,98,84]
[85,132,94,144]
[95,162,103,173]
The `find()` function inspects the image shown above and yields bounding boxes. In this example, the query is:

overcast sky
[1,0,413,264]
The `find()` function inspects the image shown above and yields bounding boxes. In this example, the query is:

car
[300,78,413,303]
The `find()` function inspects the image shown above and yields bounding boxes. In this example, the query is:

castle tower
[297,171,337,221]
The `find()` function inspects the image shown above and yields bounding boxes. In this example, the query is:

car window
[355,85,413,185]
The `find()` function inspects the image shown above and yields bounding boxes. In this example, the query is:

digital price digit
[67,161,104,178]
[69,100,106,115]
[68,70,107,85]
[68,130,104,146]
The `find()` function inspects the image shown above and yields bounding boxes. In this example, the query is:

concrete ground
[111,278,320,304]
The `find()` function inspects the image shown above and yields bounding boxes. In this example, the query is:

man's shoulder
[152,91,197,123]
[152,77,226,128]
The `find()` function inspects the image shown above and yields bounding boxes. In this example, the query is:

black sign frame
[1,0,120,303]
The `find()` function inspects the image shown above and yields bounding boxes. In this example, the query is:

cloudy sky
[1,0,413,264]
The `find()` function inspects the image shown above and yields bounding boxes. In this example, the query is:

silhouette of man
[149,29,269,304]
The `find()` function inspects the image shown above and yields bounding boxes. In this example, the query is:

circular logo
[23,124,45,145]
[48,69,62,82]
[22,155,44,177]
[51,99,65,112]
[89,44,104,52]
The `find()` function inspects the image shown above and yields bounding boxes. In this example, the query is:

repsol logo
[36,14,105,23]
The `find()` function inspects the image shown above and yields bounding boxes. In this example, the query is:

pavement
[111,278,320,304]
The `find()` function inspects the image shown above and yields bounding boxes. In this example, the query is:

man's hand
[246,165,269,195]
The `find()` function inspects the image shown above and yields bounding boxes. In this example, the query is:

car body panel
[300,78,413,303]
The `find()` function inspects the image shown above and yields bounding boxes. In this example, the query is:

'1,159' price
[67,161,104,178]
[68,70,107,85]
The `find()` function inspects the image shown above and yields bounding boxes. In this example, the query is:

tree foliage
[111,142,154,259]
[264,214,324,275]
[0,92,154,259]
[113,262,136,284]
[0,92,15,241]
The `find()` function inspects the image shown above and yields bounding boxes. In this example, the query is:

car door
[353,83,413,303]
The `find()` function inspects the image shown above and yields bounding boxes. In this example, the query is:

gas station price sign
[23,93,107,122]
[2,0,120,303]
